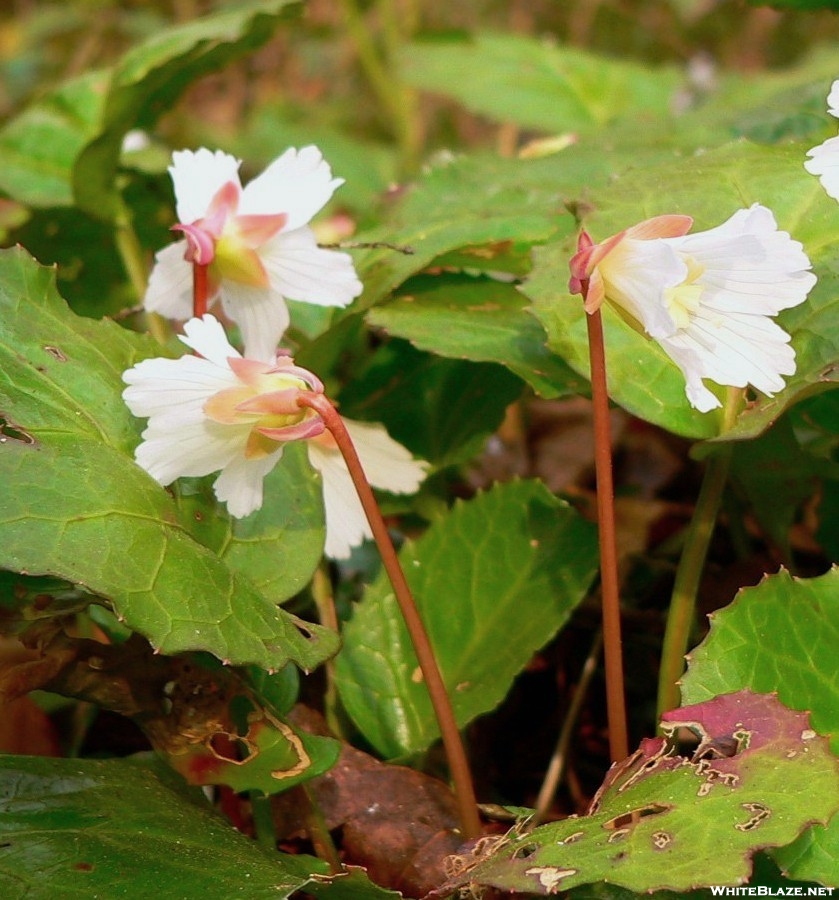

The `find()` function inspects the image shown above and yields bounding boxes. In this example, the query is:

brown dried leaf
[277,708,465,897]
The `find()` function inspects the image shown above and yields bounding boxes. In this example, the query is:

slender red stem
[297,392,482,840]
[193,263,209,318]
[585,305,630,763]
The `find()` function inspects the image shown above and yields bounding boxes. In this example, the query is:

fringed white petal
[122,354,238,428]
[805,134,839,203]
[178,314,242,366]
[827,79,839,118]
[143,241,193,320]
[240,146,342,230]
[134,420,249,486]
[306,443,370,559]
[342,419,429,494]
[672,204,816,314]
[661,309,796,399]
[649,203,814,408]
[219,283,291,363]
[170,148,242,224]
[261,227,362,308]
[306,420,427,559]
[598,237,687,339]
[805,82,839,201]
[596,203,814,410]
[213,448,284,518]
[122,339,249,484]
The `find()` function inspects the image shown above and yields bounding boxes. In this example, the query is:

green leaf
[221,108,398,220]
[349,152,578,315]
[73,0,301,221]
[564,852,824,900]
[175,443,326,607]
[367,274,585,399]
[0,247,334,670]
[302,865,404,900]
[446,692,839,894]
[0,246,165,451]
[1,436,332,669]
[681,567,839,885]
[526,141,839,440]
[0,754,319,897]
[0,70,108,208]
[728,415,821,557]
[8,174,172,319]
[246,663,300,716]
[334,480,598,757]
[400,33,681,133]
[337,339,524,467]
[681,568,839,751]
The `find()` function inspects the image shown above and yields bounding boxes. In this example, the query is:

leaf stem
[113,202,170,344]
[656,387,742,716]
[297,392,482,840]
[250,792,278,853]
[311,564,343,737]
[585,307,629,763]
[299,784,344,873]
[338,0,420,175]
[532,629,603,825]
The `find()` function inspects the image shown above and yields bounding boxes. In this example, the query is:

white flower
[122,315,427,557]
[568,204,816,412]
[805,80,839,201]
[144,147,363,361]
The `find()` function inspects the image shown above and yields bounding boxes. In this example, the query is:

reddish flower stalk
[297,391,482,840]
[584,295,630,764]
[193,262,209,318]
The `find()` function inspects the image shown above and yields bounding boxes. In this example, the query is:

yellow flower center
[664,256,705,330]
[212,230,269,288]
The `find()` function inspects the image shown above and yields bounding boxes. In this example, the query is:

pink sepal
[235,388,302,416]
[173,223,216,265]
[625,214,693,240]
[236,212,289,247]
[273,358,325,393]
[257,417,326,442]
[583,270,606,314]
[202,181,240,235]
[228,357,272,384]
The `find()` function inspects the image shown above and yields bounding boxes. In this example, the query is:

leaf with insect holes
[681,567,839,886]
[444,691,839,895]
[156,683,340,796]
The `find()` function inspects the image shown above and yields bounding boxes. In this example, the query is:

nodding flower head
[122,315,428,556]
[201,354,324,459]
[568,205,816,412]
[144,146,363,362]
